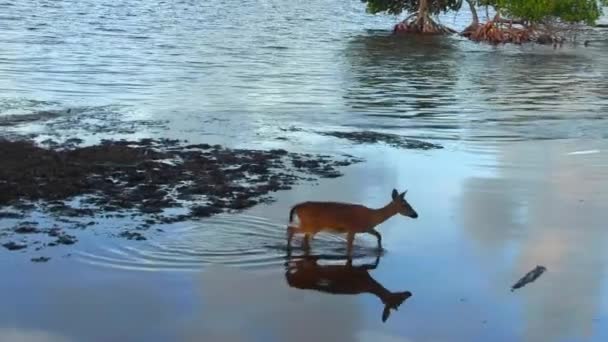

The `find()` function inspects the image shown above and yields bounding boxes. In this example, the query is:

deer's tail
[288,205,297,224]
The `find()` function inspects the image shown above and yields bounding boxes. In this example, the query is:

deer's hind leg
[302,233,310,250]
[302,232,317,251]
[287,226,313,251]
[286,226,297,250]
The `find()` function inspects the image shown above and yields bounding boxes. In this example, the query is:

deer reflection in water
[284,253,412,322]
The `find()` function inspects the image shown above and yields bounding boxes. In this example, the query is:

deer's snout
[410,211,418,219]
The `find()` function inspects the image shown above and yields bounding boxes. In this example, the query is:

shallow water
[1,1,608,341]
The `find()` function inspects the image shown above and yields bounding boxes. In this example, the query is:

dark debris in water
[0,137,362,251]
[14,225,40,234]
[190,205,223,217]
[48,232,78,246]
[6,107,170,138]
[279,126,303,132]
[2,241,27,251]
[319,131,442,150]
[2,226,81,251]
[0,211,23,219]
[31,256,51,263]
[0,109,66,127]
[511,265,547,292]
[118,231,147,241]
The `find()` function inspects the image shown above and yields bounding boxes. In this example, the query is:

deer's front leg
[368,229,383,250]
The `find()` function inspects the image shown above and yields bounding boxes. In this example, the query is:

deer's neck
[371,202,398,227]
[366,277,392,301]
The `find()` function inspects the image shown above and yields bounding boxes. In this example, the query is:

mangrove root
[463,20,531,44]
[463,20,566,46]
[393,13,456,35]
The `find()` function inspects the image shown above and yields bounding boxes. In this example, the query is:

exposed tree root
[393,12,456,35]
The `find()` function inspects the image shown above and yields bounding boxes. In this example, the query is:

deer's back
[292,201,374,233]
[286,262,375,295]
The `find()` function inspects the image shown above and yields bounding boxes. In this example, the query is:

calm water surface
[1,1,608,341]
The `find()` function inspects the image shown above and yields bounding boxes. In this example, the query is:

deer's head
[391,189,418,218]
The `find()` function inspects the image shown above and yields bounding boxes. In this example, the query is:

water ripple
[75,213,376,272]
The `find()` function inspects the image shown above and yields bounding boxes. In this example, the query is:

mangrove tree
[362,0,464,34]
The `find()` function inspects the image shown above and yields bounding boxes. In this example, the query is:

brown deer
[284,254,412,322]
[287,189,418,254]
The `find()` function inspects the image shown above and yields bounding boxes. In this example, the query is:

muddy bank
[319,131,443,150]
[0,138,362,254]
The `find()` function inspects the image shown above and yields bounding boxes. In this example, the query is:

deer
[286,189,418,254]
[284,254,412,322]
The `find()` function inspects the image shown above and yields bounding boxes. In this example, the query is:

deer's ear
[382,305,391,322]
[400,190,408,198]
[391,189,398,200]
